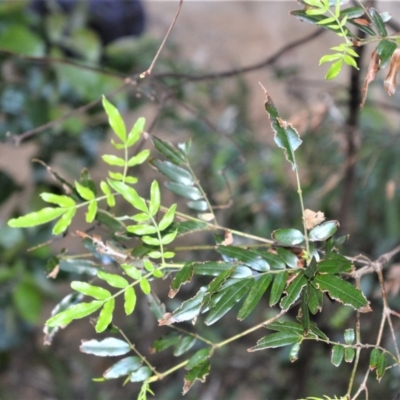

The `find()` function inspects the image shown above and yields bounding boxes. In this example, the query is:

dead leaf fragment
[158,312,173,326]
[221,230,233,246]
[361,50,380,108]
[384,49,400,97]
[303,209,325,230]
[47,264,60,279]
[354,18,370,26]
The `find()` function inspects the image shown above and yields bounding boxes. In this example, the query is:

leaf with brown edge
[384,49,400,97]
[182,361,210,395]
[361,50,380,108]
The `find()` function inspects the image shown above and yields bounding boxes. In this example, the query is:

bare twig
[140,0,183,78]
[153,28,325,82]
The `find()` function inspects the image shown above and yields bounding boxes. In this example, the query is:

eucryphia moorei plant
[8,89,398,399]
[7,1,400,398]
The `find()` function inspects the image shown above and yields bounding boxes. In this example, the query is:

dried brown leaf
[303,209,325,230]
[221,230,233,246]
[360,50,380,108]
[384,49,400,97]
[354,18,370,26]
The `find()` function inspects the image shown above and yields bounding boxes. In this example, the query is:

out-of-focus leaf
[152,136,186,165]
[150,333,180,354]
[124,287,136,315]
[331,345,344,367]
[340,6,364,19]
[344,328,355,344]
[127,224,158,235]
[149,180,161,216]
[103,356,142,379]
[97,271,128,288]
[217,246,269,271]
[369,7,387,37]
[205,278,252,325]
[170,220,209,236]
[376,40,396,69]
[158,204,177,231]
[344,347,355,363]
[96,210,125,232]
[265,320,303,334]
[129,366,152,382]
[289,342,301,362]
[376,352,387,380]
[248,331,302,351]
[13,280,42,324]
[313,274,370,311]
[309,220,339,241]
[102,155,126,166]
[86,200,97,223]
[139,278,151,295]
[261,86,302,170]
[95,298,115,333]
[326,60,343,80]
[269,271,288,306]
[121,264,142,280]
[151,159,194,185]
[165,182,203,201]
[238,274,272,320]
[40,193,75,208]
[102,96,126,143]
[59,259,99,276]
[127,150,150,167]
[192,261,252,278]
[80,337,130,356]
[272,228,304,246]
[0,24,45,56]
[187,200,209,211]
[183,361,210,395]
[126,117,145,147]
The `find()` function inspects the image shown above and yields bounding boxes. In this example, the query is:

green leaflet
[272,228,304,246]
[186,348,213,370]
[52,207,76,235]
[173,336,197,357]
[249,331,302,351]
[107,179,148,212]
[96,298,115,333]
[150,333,180,353]
[80,337,131,356]
[71,281,111,300]
[102,96,126,142]
[269,271,288,306]
[149,180,161,216]
[126,117,145,147]
[97,271,128,288]
[170,263,194,298]
[8,207,67,228]
[129,366,152,382]
[280,272,307,310]
[183,361,210,395]
[40,193,76,207]
[318,253,352,274]
[158,204,177,231]
[217,246,269,272]
[124,286,136,315]
[103,356,142,379]
[127,150,150,167]
[331,345,344,367]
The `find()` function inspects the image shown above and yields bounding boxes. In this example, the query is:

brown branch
[153,28,325,82]
[140,0,183,78]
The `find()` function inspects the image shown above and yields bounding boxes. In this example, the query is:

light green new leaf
[127,224,158,235]
[103,356,142,379]
[326,59,343,80]
[40,193,76,208]
[80,337,130,356]
[140,277,151,295]
[160,230,178,245]
[107,179,147,212]
[127,150,150,167]
[124,286,136,315]
[52,208,76,235]
[313,274,370,311]
[86,200,97,223]
[126,117,145,148]
[8,207,67,228]
[74,181,95,201]
[143,259,154,272]
[142,236,160,246]
[121,264,142,280]
[262,89,302,170]
[319,53,342,64]
[158,204,177,231]
[46,300,103,327]
[102,155,126,167]
[102,96,126,142]
[95,298,115,332]
[149,180,161,216]
[108,171,124,180]
[238,275,272,320]
[248,331,302,351]
[343,54,358,68]
[131,213,150,223]
[71,281,111,300]
[100,180,111,195]
[97,271,128,288]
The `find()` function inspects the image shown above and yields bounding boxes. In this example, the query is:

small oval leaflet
[80,337,131,357]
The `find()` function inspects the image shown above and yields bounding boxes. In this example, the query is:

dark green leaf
[151,159,194,185]
[204,279,252,325]
[173,336,197,357]
[165,182,203,201]
[348,19,376,36]
[71,281,111,300]
[307,283,323,314]
[265,320,304,334]
[193,261,252,278]
[8,207,67,228]
[255,251,286,270]
[344,328,355,344]
[103,356,142,379]
[159,287,206,325]
[152,136,186,165]
[276,247,299,269]
[304,257,318,279]
[249,331,302,351]
[313,274,370,311]
[280,272,307,310]
[318,253,352,274]
[340,6,364,19]
[238,275,273,320]
[376,352,387,380]
[269,271,288,306]
[201,269,234,309]
[262,90,302,170]
[86,200,97,223]
[183,361,210,395]
[97,271,128,288]
[344,347,355,363]
[150,333,180,353]
[129,366,152,382]
[170,263,194,298]
[80,337,130,356]
[95,210,125,233]
[102,96,126,142]
[309,220,339,241]
[217,246,269,271]
[124,286,136,315]
[376,40,397,68]
[147,293,166,320]
[309,321,328,340]
[272,229,304,246]
[46,300,103,327]
[170,220,209,236]
[96,298,115,333]
[369,7,387,37]
[301,290,310,334]
[59,259,99,276]
[186,348,212,370]
[13,280,42,324]
[369,348,380,369]
[331,345,344,367]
